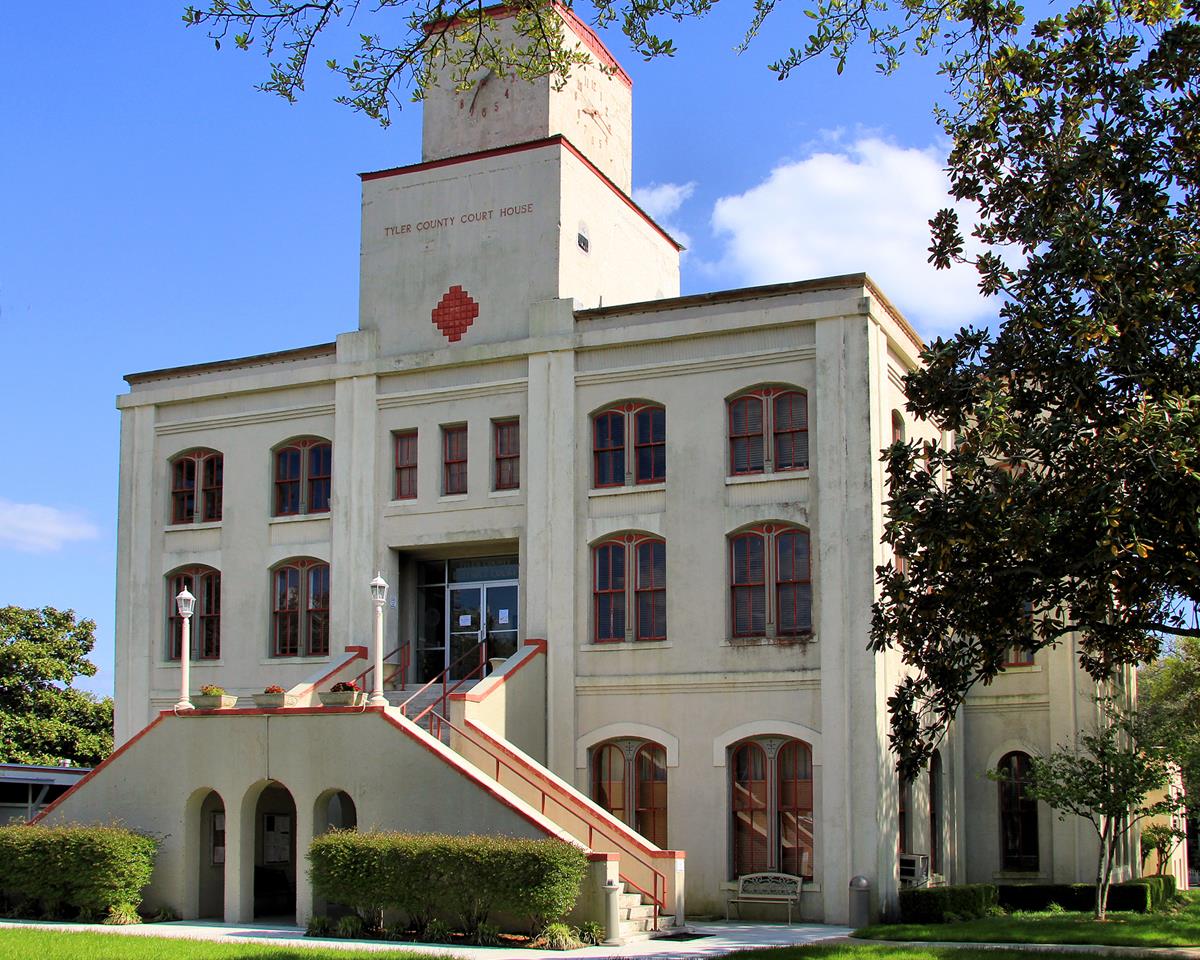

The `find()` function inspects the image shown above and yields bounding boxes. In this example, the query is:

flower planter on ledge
[318,690,366,708]
[193,694,238,710]
[252,692,297,709]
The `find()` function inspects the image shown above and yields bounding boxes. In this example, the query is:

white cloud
[707,137,994,335]
[0,498,100,553]
[634,181,696,251]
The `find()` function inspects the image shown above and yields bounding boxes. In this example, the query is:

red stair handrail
[401,640,488,731]
[354,640,410,693]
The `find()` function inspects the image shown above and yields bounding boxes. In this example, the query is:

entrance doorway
[252,782,297,920]
[417,556,518,683]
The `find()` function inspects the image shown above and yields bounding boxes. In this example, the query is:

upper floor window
[731,737,813,878]
[998,751,1039,871]
[728,387,808,475]
[271,558,330,657]
[394,430,418,500]
[592,402,666,488]
[729,523,812,640]
[170,449,223,524]
[273,438,331,516]
[593,533,666,643]
[443,424,468,495]
[166,566,221,660]
[591,739,668,848]
[892,410,906,445]
[494,419,520,491]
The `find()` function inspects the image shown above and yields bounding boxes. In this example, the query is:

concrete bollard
[603,879,622,945]
[848,875,872,929]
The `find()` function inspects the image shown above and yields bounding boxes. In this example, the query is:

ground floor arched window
[590,739,668,848]
[731,737,814,878]
[998,751,1039,871]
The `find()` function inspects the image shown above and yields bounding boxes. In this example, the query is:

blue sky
[0,2,997,697]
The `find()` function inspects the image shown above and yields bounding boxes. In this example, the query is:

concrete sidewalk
[842,937,1200,960]
[0,918,853,958]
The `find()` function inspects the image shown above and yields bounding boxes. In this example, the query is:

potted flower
[193,684,237,710]
[252,684,296,709]
[318,680,365,708]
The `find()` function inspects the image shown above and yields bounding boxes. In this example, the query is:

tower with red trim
[357,5,680,357]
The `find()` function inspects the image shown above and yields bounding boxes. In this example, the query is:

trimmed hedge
[308,831,587,936]
[899,884,998,923]
[0,824,158,920]
[997,876,1178,914]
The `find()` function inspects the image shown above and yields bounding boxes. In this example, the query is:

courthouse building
[36,5,1149,931]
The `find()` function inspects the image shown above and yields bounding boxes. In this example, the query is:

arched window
[729,524,811,640]
[170,449,223,524]
[898,776,912,854]
[728,387,808,476]
[731,741,769,876]
[998,751,1039,871]
[592,402,666,488]
[592,534,666,642]
[892,410,905,445]
[271,558,330,657]
[273,438,332,516]
[929,751,943,874]
[166,566,221,660]
[590,739,669,848]
[777,740,814,878]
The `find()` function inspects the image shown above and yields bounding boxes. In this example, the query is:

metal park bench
[725,872,804,924]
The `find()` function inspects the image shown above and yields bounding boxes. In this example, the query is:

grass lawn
[855,890,1200,948]
[0,930,1144,960]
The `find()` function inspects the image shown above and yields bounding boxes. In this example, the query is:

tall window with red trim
[730,524,812,640]
[731,741,769,875]
[590,738,669,849]
[170,449,223,524]
[592,534,667,643]
[777,740,814,878]
[167,566,221,660]
[592,402,666,487]
[929,751,943,874]
[731,737,815,879]
[394,430,418,500]
[493,419,520,490]
[898,776,912,854]
[442,424,468,495]
[998,751,1039,871]
[728,387,808,475]
[273,438,332,516]
[271,558,330,657]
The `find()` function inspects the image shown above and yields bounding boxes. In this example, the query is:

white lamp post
[368,573,389,707]
[175,587,196,711]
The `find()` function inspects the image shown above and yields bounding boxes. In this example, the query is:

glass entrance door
[447,585,482,679]
[484,583,519,662]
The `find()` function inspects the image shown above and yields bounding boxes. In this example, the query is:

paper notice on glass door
[498,609,509,624]
[459,614,473,627]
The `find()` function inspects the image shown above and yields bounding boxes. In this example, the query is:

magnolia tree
[1015,700,1183,920]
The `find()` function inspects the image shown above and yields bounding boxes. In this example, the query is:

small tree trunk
[1095,823,1111,921]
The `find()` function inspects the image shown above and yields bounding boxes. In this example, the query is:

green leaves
[0,606,113,767]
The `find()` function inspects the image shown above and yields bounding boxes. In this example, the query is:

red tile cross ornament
[431,285,479,343]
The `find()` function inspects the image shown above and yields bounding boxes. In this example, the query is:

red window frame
[394,430,418,500]
[593,534,666,643]
[592,410,626,488]
[592,743,627,823]
[898,776,912,854]
[635,743,669,849]
[592,402,666,488]
[272,558,329,657]
[727,387,809,475]
[998,751,1039,871]
[731,741,769,876]
[443,424,468,495]
[494,419,520,491]
[777,740,814,879]
[730,524,812,640]
[167,567,221,660]
[892,410,906,445]
[593,541,627,642]
[273,438,330,517]
[171,449,222,524]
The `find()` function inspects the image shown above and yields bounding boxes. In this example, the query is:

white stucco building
[37,5,1151,932]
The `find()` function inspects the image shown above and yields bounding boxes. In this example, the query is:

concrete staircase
[618,884,676,939]
[387,681,479,743]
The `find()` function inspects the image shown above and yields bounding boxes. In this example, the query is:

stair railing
[428,709,667,928]
[354,640,410,694]
[400,640,488,733]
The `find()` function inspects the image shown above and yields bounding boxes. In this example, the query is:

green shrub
[537,922,583,950]
[0,825,157,920]
[578,920,604,945]
[335,914,364,939]
[899,884,999,923]
[475,921,501,945]
[423,918,452,943]
[308,831,587,935]
[305,915,332,937]
[103,904,141,925]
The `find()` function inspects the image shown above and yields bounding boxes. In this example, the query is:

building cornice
[125,342,336,387]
